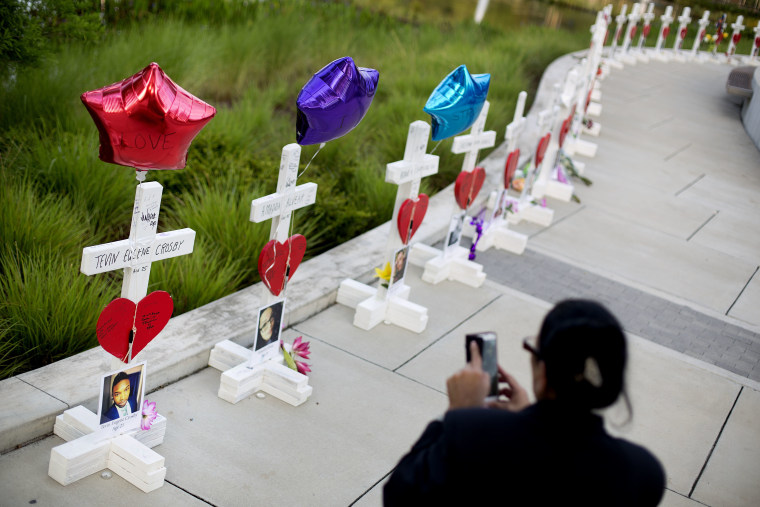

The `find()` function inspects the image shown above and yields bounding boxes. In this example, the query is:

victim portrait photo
[255,299,284,353]
[98,362,145,426]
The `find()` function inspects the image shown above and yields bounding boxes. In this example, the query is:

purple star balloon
[296,56,379,145]
[424,65,490,141]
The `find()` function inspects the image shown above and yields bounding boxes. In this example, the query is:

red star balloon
[81,62,216,170]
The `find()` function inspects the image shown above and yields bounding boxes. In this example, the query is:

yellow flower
[705,34,712,42]
[374,262,392,282]
[723,32,728,39]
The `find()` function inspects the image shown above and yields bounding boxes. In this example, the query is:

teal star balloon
[423,65,490,141]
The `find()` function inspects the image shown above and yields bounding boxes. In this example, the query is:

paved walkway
[1,55,759,507]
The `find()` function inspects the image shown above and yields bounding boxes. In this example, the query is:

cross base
[635,50,651,63]
[671,51,687,63]
[537,178,575,202]
[649,48,672,62]
[409,244,486,288]
[616,52,638,66]
[585,101,603,118]
[475,222,527,255]
[336,279,428,333]
[507,202,554,227]
[208,340,312,406]
[583,121,601,137]
[604,57,624,69]
[565,137,598,158]
[48,405,167,492]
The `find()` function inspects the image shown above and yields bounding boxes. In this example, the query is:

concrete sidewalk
[1,56,759,506]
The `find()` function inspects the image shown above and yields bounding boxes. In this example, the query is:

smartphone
[466,332,498,397]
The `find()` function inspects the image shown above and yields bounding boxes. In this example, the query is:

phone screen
[466,332,498,397]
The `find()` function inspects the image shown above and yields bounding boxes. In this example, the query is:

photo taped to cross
[98,361,146,434]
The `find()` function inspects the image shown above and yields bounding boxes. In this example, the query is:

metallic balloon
[296,56,379,145]
[81,62,216,170]
[424,65,490,141]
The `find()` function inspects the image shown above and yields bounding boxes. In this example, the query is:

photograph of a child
[255,300,284,353]
[390,245,410,289]
[98,362,145,426]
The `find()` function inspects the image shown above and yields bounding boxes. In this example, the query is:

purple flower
[141,400,158,431]
[557,168,568,184]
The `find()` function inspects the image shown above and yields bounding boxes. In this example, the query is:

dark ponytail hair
[538,300,627,411]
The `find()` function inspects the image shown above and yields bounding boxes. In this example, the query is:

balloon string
[298,142,325,179]
[429,140,443,155]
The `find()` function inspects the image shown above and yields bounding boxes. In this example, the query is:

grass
[0,1,596,378]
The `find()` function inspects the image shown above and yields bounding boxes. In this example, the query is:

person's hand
[486,366,530,412]
[446,341,490,410]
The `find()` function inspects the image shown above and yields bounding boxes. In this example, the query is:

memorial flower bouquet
[281,336,311,375]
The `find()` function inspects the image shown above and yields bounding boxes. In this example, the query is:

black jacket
[384,401,665,506]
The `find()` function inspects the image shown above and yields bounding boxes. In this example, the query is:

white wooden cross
[726,15,745,63]
[653,6,674,59]
[474,92,529,255]
[411,103,495,287]
[451,101,497,173]
[337,121,438,333]
[508,107,556,228]
[608,4,628,62]
[534,81,575,203]
[620,3,641,56]
[208,143,315,406]
[751,21,760,61]
[637,3,656,52]
[672,7,692,60]
[691,11,711,59]
[53,172,188,492]
[81,175,195,367]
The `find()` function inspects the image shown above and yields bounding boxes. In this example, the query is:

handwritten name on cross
[81,182,195,304]
[251,144,318,244]
[451,101,497,174]
[386,121,439,198]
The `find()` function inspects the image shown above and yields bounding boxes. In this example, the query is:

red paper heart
[643,25,651,38]
[535,134,551,167]
[630,26,637,40]
[662,26,670,39]
[96,291,174,362]
[454,167,486,210]
[397,194,429,244]
[504,149,520,189]
[732,33,741,45]
[700,29,706,41]
[680,27,688,40]
[258,234,307,297]
[755,36,760,48]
